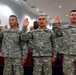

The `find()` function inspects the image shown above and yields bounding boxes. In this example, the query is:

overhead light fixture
[66,14,68,16]
[59,6,62,8]
[36,9,39,11]
[48,16,50,18]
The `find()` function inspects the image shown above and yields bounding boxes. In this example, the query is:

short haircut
[9,15,17,20]
[70,10,76,14]
[38,15,46,19]
[38,15,47,22]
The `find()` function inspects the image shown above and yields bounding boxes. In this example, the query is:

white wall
[0,0,37,30]
[20,7,37,31]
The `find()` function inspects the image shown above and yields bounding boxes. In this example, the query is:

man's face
[38,16,47,28]
[57,23,61,29]
[70,12,76,24]
[9,17,17,27]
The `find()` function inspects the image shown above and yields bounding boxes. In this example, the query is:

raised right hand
[30,26,34,31]
[4,25,8,30]
[23,18,29,27]
[21,59,26,65]
[53,16,60,24]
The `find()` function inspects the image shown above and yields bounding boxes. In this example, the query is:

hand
[23,18,29,27]
[21,59,26,65]
[4,25,8,30]
[53,16,60,24]
[51,57,56,63]
[30,26,34,31]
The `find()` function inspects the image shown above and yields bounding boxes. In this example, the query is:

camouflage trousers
[33,56,52,75]
[3,57,24,75]
[63,55,76,75]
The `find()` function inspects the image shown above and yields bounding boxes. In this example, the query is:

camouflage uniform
[0,28,27,75]
[54,23,76,75]
[21,27,57,75]
[0,26,3,50]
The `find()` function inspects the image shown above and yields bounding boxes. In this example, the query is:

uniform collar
[38,27,49,31]
[8,28,19,31]
[69,23,76,28]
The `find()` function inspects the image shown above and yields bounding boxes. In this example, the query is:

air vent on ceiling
[23,0,27,1]
[39,11,43,13]
[45,15,48,16]
[31,6,36,8]
[49,18,52,19]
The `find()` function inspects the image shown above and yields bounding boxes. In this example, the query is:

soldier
[0,26,4,75]
[21,15,57,75]
[52,22,64,75]
[53,10,76,75]
[0,15,27,75]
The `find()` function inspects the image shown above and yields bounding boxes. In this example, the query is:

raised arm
[52,16,63,37]
[21,18,33,64]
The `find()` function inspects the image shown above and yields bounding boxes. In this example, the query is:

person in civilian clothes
[23,20,39,75]
[52,22,64,75]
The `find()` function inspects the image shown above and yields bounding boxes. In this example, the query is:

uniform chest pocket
[12,33,20,42]
[33,32,51,42]
[70,34,76,42]
[3,33,11,39]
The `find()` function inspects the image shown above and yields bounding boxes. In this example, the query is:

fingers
[21,59,26,65]
[30,26,34,31]
[51,57,56,63]
[54,16,60,23]
[24,18,28,22]
[4,25,8,30]
[23,18,29,27]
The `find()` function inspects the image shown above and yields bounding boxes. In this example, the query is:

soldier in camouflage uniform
[0,15,27,75]
[0,26,3,50]
[53,10,76,75]
[21,15,57,75]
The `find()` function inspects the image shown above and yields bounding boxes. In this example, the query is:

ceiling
[10,0,76,23]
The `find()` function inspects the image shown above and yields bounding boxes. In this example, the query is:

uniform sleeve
[0,30,3,56]
[28,32,35,50]
[51,31,58,58]
[20,26,33,60]
[21,41,28,60]
[0,30,3,39]
[52,23,63,37]
[21,26,28,41]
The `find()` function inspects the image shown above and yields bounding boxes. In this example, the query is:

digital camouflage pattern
[0,28,28,75]
[0,28,27,59]
[54,23,76,75]
[21,27,57,75]
[21,27,57,57]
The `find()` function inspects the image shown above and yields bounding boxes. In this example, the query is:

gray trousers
[63,55,76,75]
[33,56,52,75]
[3,57,24,75]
